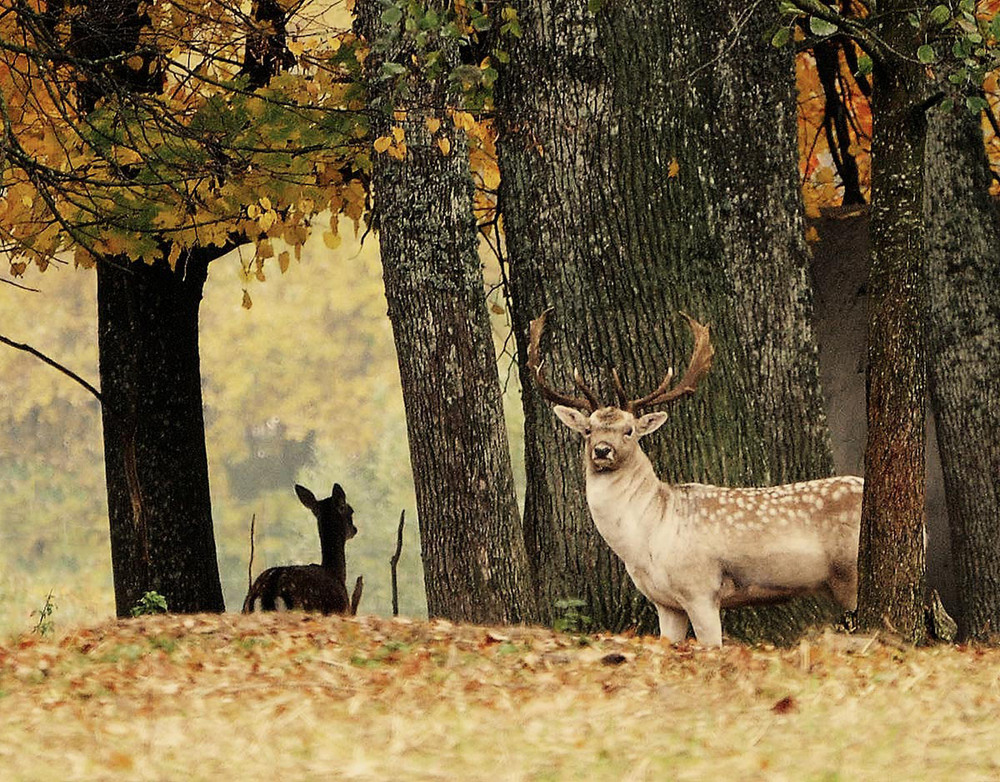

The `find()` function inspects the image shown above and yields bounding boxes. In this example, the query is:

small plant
[130,591,169,617]
[31,590,57,636]
[553,597,592,635]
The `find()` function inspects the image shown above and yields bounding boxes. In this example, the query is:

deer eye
[584,428,592,437]
[624,427,634,438]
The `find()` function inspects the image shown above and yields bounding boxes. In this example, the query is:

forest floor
[1,613,998,781]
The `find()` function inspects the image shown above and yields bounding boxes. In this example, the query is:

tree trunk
[70,0,226,616]
[97,254,225,616]
[497,0,835,641]
[856,5,929,641]
[924,108,1000,641]
[356,0,537,624]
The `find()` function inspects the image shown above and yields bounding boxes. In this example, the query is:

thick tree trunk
[356,1,537,624]
[856,5,929,641]
[924,108,1000,641]
[97,254,225,616]
[498,0,835,641]
[70,0,225,616]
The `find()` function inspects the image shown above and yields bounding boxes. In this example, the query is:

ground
[1,613,998,781]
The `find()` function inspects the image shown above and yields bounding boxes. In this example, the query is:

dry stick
[350,576,364,616]
[0,333,103,403]
[247,513,257,596]
[390,509,405,617]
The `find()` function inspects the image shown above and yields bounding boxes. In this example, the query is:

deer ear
[331,483,346,502]
[636,411,668,438]
[553,405,590,434]
[295,484,318,508]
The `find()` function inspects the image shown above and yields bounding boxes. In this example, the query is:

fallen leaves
[2,615,1000,780]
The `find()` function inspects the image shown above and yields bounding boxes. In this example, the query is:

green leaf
[856,53,873,76]
[917,44,937,63]
[966,95,989,113]
[778,1,800,14]
[939,96,954,113]
[471,13,491,31]
[771,27,791,48]
[588,0,605,12]
[380,5,402,26]
[809,16,838,37]
[929,4,951,25]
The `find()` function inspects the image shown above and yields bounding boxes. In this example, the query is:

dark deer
[243,483,363,615]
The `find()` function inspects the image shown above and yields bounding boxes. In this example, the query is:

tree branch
[0,333,102,403]
[789,0,891,64]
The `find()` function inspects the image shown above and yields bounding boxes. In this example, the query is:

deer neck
[584,450,668,563]
[318,526,347,583]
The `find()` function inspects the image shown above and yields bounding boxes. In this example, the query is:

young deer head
[530,311,862,647]
[243,483,363,616]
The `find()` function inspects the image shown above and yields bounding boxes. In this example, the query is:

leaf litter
[2,613,1000,780]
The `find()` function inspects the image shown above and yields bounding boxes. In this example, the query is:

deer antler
[618,312,714,413]
[527,308,600,412]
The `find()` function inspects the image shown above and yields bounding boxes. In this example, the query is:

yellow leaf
[127,55,144,71]
[490,302,505,315]
[256,239,274,259]
[437,136,451,156]
[668,158,679,178]
[247,203,260,219]
[259,210,276,231]
[482,166,500,190]
[373,136,393,153]
[391,126,406,143]
[260,196,272,211]
[278,250,290,273]
[388,142,407,160]
[426,117,442,134]
[393,109,407,123]
[167,243,182,270]
[805,226,820,243]
[323,230,342,249]
[242,289,252,309]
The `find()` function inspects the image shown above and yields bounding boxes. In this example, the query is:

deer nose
[593,444,613,460]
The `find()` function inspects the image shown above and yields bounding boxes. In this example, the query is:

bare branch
[0,333,102,403]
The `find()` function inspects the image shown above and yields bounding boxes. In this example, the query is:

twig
[350,575,364,615]
[0,333,103,403]
[390,509,405,617]
[247,513,257,597]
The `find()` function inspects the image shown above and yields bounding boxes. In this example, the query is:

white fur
[554,405,863,647]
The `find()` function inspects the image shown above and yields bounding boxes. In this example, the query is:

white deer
[529,311,862,647]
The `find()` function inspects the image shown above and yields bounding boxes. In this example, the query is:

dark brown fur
[242,483,359,615]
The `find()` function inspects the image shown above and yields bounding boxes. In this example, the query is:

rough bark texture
[497,0,836,640]
[924,108,1000,641]
[71,0,226,616]
[97,255,225,616]
[356,1,537,624]
[856,4,929,642]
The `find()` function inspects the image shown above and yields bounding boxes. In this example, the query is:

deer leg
[683,596,723,647]
[656,605,690,643]
[828,565,858,611]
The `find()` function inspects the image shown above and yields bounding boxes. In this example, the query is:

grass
[1,613,999,780]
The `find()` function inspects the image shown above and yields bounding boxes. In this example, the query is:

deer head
[528,309,714,473]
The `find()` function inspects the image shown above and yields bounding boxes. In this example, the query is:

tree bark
[97,253,225,615]
[924,108,1000,641]
[497,0,836,641]
[69,0,226,616]
[356,0,538,624]
[856,3,929,642]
